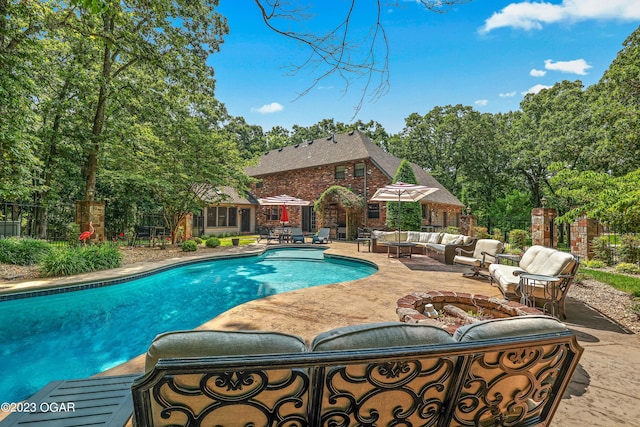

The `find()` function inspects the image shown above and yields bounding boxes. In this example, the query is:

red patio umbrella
[281,205,289,224]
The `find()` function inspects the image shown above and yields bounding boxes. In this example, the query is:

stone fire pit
[396,291,543,334]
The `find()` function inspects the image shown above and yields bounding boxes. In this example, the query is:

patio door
[302,206,316,232]
[240,209,251,233]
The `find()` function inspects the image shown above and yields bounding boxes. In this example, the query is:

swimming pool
[0,248,376,403]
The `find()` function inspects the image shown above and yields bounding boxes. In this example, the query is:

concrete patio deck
[2,241,640,426]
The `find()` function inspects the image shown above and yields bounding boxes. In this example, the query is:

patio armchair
[291,227,305,243]
[257,226,280,244]
[311,227,331,244]
[453,239,504,279]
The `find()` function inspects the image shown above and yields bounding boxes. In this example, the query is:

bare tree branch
[253,0,472,117]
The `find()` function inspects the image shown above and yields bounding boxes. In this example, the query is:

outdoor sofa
[370,230,477,264]
[132,317,582,427]
[489,245,579,319]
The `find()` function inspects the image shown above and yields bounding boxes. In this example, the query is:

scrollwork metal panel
[317,356,458,427]
[147,368,309,426]
[450,342,576,427]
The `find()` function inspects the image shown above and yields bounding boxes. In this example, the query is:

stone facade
[459,214,476,237]
[75,200,105,243]
[570,216,599,260]
[531,207,557,248]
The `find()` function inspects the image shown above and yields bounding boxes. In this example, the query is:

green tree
[386,159,422,231]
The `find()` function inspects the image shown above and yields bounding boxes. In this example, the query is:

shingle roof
[200,185,258,205]
[245,131,464,207]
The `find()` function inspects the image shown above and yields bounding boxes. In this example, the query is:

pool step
[0,374,138,427]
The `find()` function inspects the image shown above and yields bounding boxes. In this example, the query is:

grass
[579,267,640,298]
[217,236,257,247]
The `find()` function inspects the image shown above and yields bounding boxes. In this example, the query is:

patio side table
[357,237,371,252]
[518,273,561,318]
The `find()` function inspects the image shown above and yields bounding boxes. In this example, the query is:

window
[335,165,346,179]
[354,162,365,177]
[367,203,380,219]
[218,207,228,227]
[207,207,217,227]
[207,206,238,227]
[422,205,429,219]
[228,207,237,227]
[266,207,279,220]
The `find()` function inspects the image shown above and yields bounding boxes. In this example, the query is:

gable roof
[245,131,464,207]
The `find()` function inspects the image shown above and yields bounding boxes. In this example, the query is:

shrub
[491,228,504,242]
[40,243,122,277]
[182,240,198,252]
[0,238,52,265]
[66,222,81,246]
[618,234,640,264]
[591,236,613,265]
[205,237,220,248]
[474,227,489,239]
[508,229,528,250]
[584,259,606,269]
[193,237,203,245]
[444,226,459,234]
[615,263,640,275]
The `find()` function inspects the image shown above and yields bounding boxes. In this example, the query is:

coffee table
[383,242,417,258]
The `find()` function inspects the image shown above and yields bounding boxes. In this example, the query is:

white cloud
[475,99,489,107]
[523,84,552,95]
[544,58,592,75]
[530,69,547,77]
[481,0,640,33]
[499,91,517,97]
[251,102,284,114]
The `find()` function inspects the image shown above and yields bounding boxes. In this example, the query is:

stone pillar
[570,216,599,260]
[459,214,476,237]
[75,200,105,243]
[531,207,557,248]
[178,213,193,241]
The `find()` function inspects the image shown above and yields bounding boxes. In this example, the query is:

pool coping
[0,244,377,302]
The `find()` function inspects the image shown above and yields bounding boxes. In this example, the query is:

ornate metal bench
[132,318,583,426]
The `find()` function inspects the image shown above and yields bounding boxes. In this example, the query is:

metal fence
[590,223,640,265]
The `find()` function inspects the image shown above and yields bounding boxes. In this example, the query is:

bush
[591,236,613,265]
[193,237,203,245]
[205,237,220,248]
[474,227,489,239]
[615,263,640,275]
[40,243,123,277]
[584,259,606,269]
[618,234,640,264]
[444,226,459,234]
[0,238,52,266]
[182,240,198,252]
[508,229,528,250]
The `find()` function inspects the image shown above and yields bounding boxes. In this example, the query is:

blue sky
[210,1,640,134]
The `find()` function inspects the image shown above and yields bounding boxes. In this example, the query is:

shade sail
[257,194,312,206]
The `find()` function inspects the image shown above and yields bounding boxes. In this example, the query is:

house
[199,131,464,237]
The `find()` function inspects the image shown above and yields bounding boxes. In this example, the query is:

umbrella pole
[398,193,401,243]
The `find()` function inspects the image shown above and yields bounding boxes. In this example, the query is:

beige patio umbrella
[370,182,439,243]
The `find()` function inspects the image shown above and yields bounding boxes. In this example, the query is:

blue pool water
[0,248,376,403]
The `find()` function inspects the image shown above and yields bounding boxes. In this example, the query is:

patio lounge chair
[291,227,305,243]
[453,238,503,278]
[311,227,331,244]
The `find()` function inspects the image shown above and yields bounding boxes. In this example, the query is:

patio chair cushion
[453,315,567,342]
[441,233,460,245]
[310,322,455,351]
[145,330,307,371]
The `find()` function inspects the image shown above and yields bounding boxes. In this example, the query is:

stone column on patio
[570,215,599,260]
[459,214,476,237]
[75,200,105,243]
[531,206,557,248]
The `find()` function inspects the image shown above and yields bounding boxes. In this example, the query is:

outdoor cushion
[441,233,460,245]
[463,235,474,244]
[427,233,442,243]
[311,322,455,351]
[145,329,307,371]
[453,315,567,342]
[407,231,422,242]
